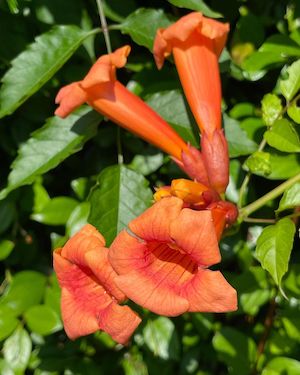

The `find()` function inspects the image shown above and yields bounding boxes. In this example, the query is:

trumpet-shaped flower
[53,224,141,344]
[153,12,229,138]
[55,46,190,162]
[109,197,237,316]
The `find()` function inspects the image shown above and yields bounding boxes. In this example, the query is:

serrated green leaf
[256,218,295,291]
[3,326,32,375]
[167,0,222,18]
[262,357,300,375]
[261,94,282,126]
[0,107,101,200]
[143,317,180,360]
[120,8,172,50]
[129,151,164,176]
[24,305,62,335]
[213,327,257,375]
[287,101,300,124]
[224,115,258,157]
[277,182,300,212]
[279,59,300,101]
[89,165,152,246]
[0,25,94,118]
[0,271,46,316]
[146,90,199,146]
[244,151,271,176]
[31,197,78,225]
[264,119,300,152]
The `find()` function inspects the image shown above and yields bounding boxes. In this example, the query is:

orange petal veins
[129,196,183,242]
[53,224,141,343]
[181,269,237,312]
[170,209,221,266]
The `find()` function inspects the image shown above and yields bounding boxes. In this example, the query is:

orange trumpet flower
[55,46,189,162]
[109,197,237,316]
[153,12,229,138]
[53,224,141,344]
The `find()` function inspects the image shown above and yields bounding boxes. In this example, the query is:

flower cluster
[53,12,238,345]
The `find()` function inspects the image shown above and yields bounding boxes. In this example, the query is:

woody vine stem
[95,0,124,164]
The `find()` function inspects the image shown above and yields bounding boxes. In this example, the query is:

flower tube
[153,12,229,138]
[109,197,237,316]
[53,224,141,344]
[55,46,190,162]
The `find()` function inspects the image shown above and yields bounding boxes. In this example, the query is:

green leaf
[66,201,90,236]
[277,182,300,212]
[120,8,172,50]
[0,271,46,316]
[261,94,282,126]
[264,119,300,152]
[229,102,256,119]
[129,151,164,176]
[167,0,222,18]
[24,305,62,335]
[143,317,180,360]
[0,240,14,261]
[213,327,257,375]
[260,34,300,57]
[122,353,148,375]
[0,107,101,200]
[31,197,78,225]
[0,200,16,234]
[244,151,271,176]
[0,313,19,341]
[146,90,199,146]
[89,165,152,246]
[0,25,93,118]
[280,59,300,101]
[3,326,32,375]
[6,0,19,14]
[287,101,300,124]
[32,180,50,213]
[224,115,258,157]
[256,218,296,292]
[0,359,14,375]
[262,357,300,375]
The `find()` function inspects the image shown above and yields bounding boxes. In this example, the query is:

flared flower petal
[53,224,141,344]
[153,12,229,137]
[109,197,237,316]
[55,46,190,162]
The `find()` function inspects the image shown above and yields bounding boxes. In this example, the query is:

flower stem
[239,171,300,219]
[243,217,275,224]
[95,0,112,53]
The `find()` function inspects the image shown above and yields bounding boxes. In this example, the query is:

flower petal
[81,46,131,88]
[115,270,189,317]
[97,302,141,345]
[129,196,183,242]
[55,82,87,118]
[182,269,237,312]
[109,229,150,275]
[170,209,221,266]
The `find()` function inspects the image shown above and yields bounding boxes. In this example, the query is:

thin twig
[95,0,112,53]
[243,217,275,224]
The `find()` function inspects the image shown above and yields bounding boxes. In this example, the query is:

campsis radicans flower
[53,224,141,344]
[153,12,230,194]
[54,46,209,184]
[109,197,237,316]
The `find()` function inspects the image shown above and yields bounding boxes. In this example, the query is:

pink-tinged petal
[109,229,150,276]
[115,271,189,317]
[170,209,221,266]
[129,197,183,242]
[81,46,131,88]
[180,146,210,186]
[53,251,112,339]
[61,224,104,266]
[182,269,238,312]
[85,249,126,302]
[55,82,87,118]
[98,302,141,345]
[201,129,229,194]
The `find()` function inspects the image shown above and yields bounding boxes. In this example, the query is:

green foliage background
[0,0,300,374]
